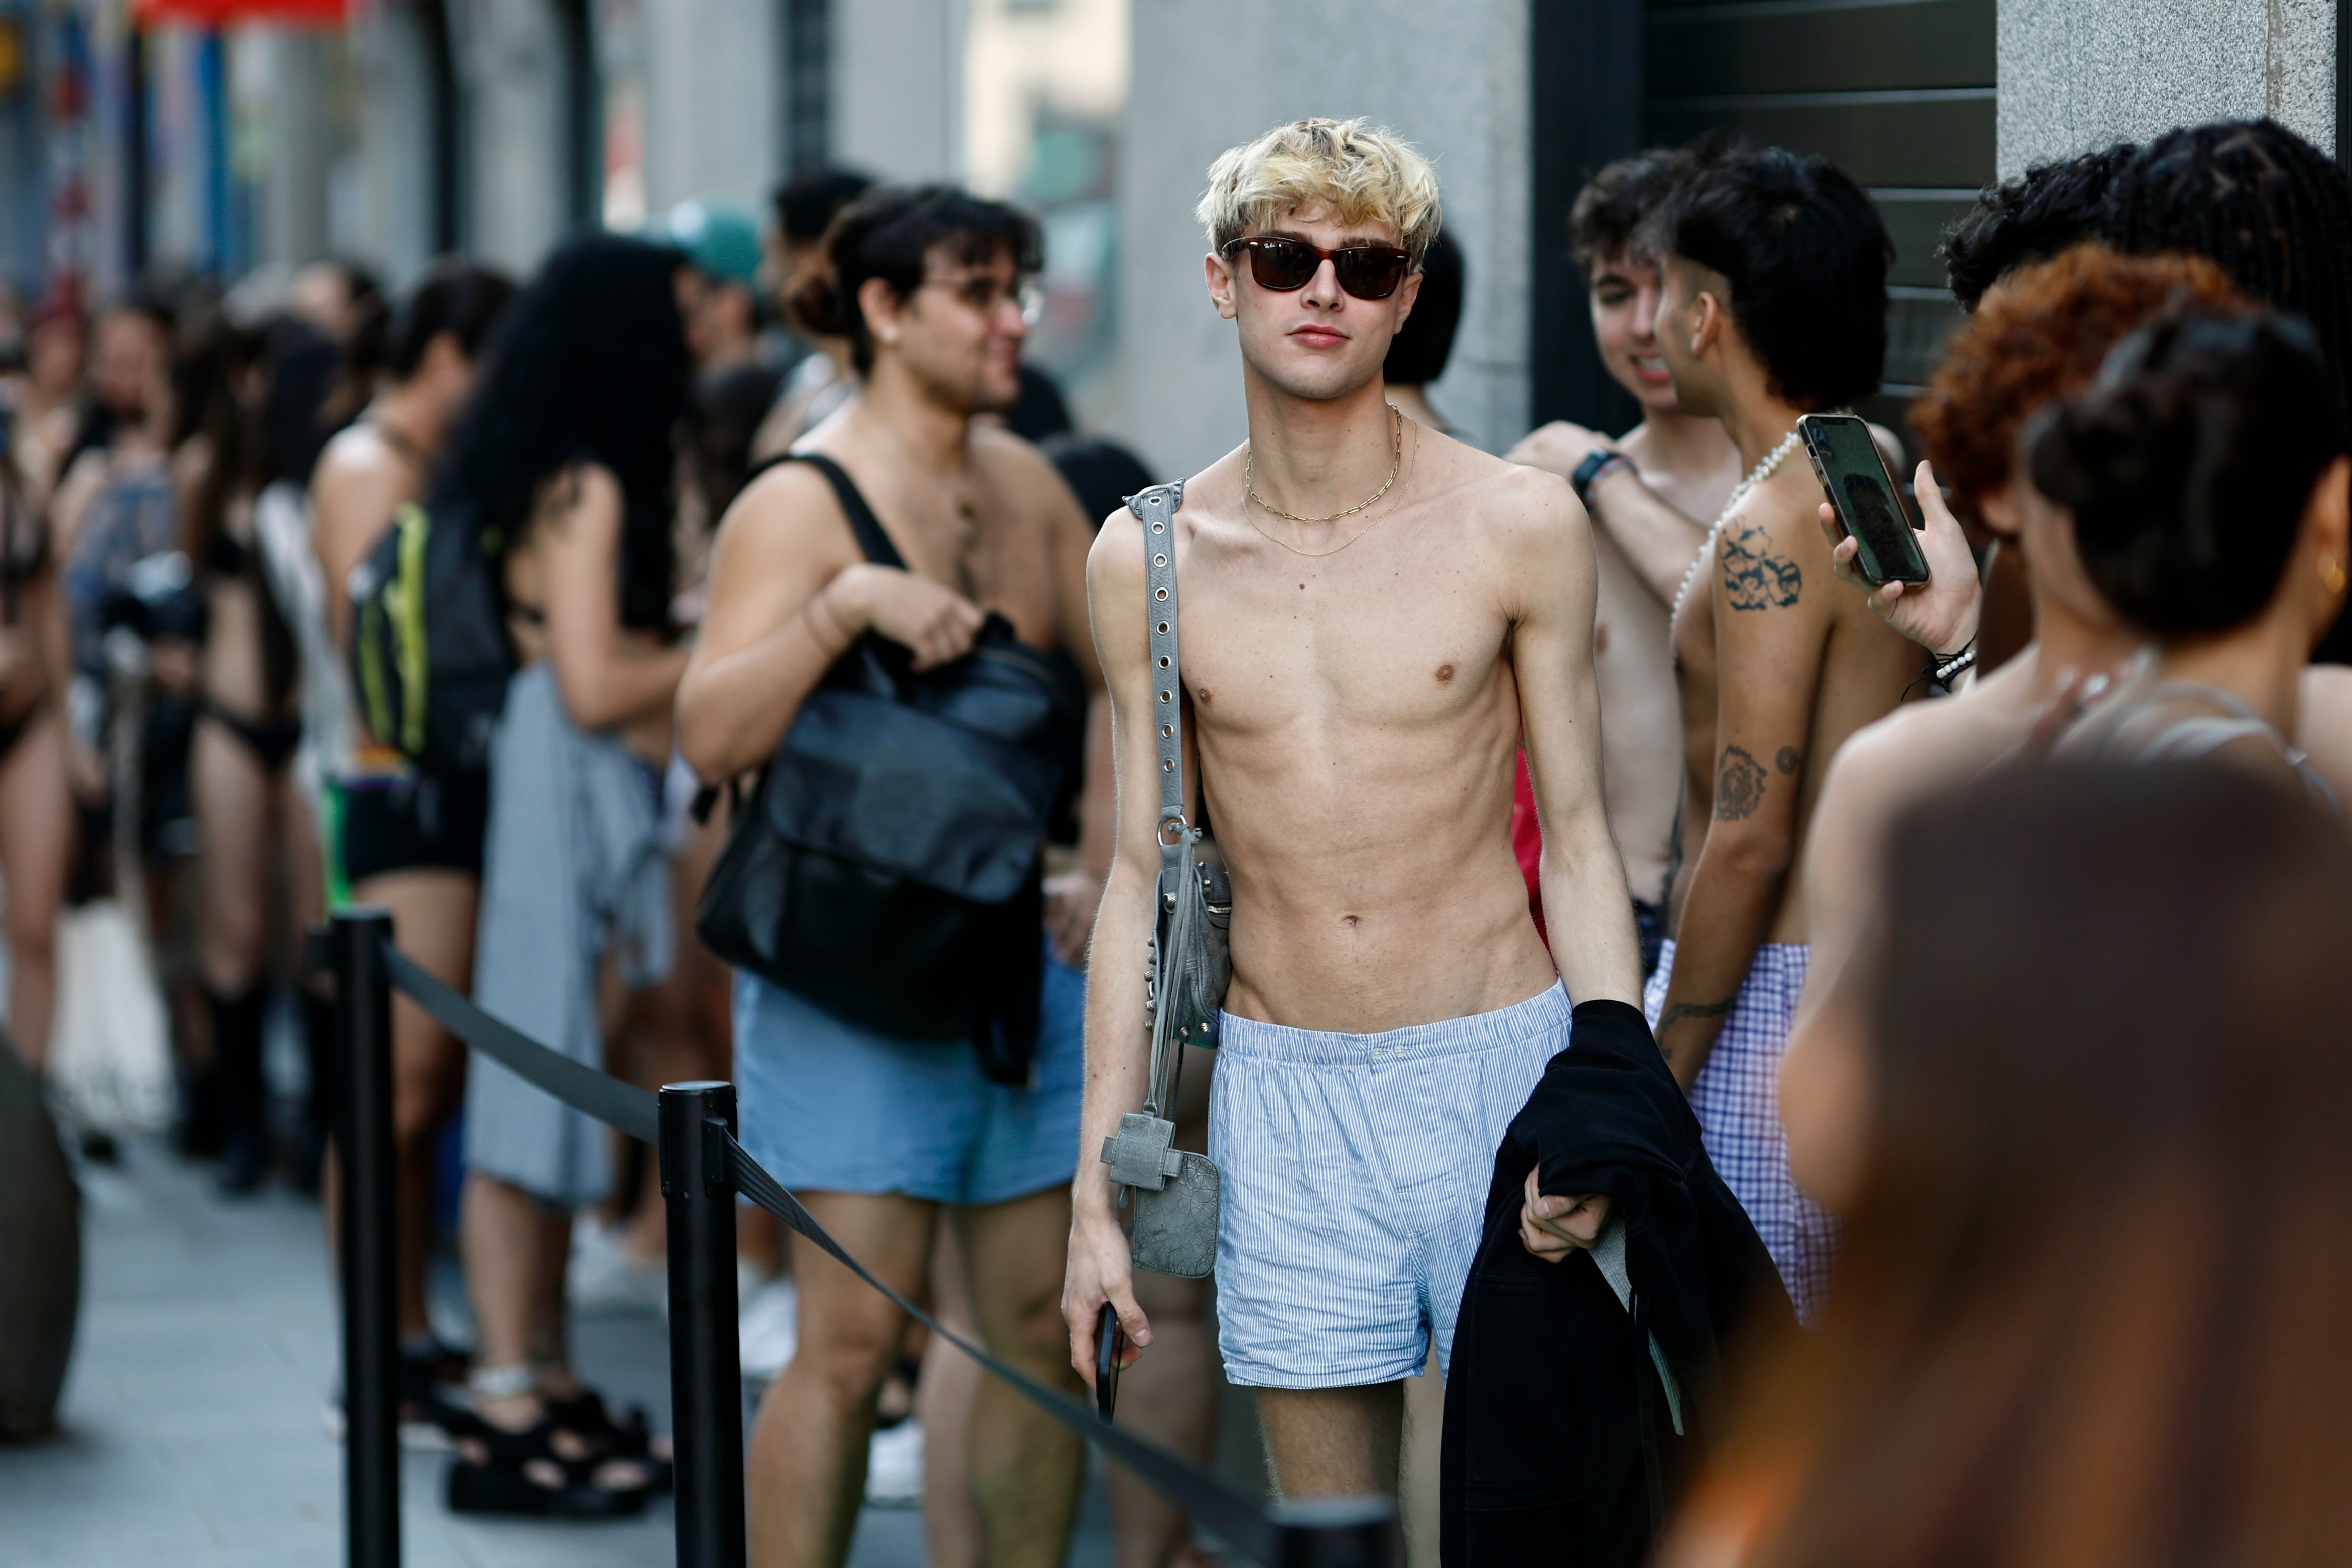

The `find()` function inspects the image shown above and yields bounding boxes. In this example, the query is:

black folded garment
[1440,998,1792,1568]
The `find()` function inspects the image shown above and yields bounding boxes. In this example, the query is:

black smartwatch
[1570,449,1630,508]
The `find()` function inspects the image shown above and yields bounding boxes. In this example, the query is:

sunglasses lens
[1335,249,1409,300]
[1245,238,1319,291]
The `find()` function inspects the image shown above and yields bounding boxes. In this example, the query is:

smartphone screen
[1798,413,1930,586]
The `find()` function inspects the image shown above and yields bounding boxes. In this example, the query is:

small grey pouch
[1098,481,1227,1279]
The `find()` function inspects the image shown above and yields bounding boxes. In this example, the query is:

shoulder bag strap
[760,451,909,570]
[1128,480,1188,1116]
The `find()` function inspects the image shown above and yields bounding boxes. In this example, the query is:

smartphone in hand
[1095,1302,1125,1420]
[1798,413,1931,586]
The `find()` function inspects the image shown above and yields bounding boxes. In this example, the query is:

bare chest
[1170,528,1509,742]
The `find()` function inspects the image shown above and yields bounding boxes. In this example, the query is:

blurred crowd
[6,103,2352,1568]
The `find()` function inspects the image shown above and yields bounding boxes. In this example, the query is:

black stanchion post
[333,907,400,1568]
[661,1081,748,1568]
[1268,1496,1398,1568]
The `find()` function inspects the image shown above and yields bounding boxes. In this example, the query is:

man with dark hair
[1639,146,1918,1322]
[1511,149,1739,976]
[755,166,879,459]
[681,184,1100,1567]
[1938,143,2138,312]
[1382,227,1462,430]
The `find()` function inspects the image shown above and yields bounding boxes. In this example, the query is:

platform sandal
[543,1387,675,1494]
[443,1408,656,1518]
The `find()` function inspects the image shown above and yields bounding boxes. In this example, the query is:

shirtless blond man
[1511,149,1741,970]
[1638,147,1919,1321]
[1061,119,1642,1500]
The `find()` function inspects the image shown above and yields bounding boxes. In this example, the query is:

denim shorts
[733,937,1085,1207]
[1209,983,1570,1389]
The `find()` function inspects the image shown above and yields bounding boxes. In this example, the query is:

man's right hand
[1062,1205,1151,1389]
[1518,1167,1613,1263]
[835,562,987,670]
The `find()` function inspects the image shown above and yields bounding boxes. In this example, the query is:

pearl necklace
[1670,426,1805,623]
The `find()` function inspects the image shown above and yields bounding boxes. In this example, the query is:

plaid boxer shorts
[1645,939,1837,1320]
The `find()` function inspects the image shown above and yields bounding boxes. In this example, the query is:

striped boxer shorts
[1644,939,1837,1320]
[1209,983,1570,1389]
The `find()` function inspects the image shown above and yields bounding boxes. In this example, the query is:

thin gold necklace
[1244,405,1407,557]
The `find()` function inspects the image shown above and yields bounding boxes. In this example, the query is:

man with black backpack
[677,186,1105,1568]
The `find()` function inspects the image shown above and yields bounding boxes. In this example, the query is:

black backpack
[347,501,514,773]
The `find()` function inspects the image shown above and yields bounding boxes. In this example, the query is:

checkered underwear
[1645,939,1838,1321]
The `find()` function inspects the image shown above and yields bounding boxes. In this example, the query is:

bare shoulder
[1504,419,1603,477]
[971,423,1071,498]
[1427,429,1581,538]
[2295,664,2352,800]
[714,453,853,557]
[313,423,392,489]
[1085,495,1146,593]
[1827,663,2032,817]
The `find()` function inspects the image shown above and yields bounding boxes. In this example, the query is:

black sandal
[543,1388,674,1494]
[443,1410,655,1518]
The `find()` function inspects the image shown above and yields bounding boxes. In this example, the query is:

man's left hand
[1519,1167,1612,1262]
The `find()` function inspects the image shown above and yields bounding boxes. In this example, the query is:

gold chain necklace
[1243,405,1408,557]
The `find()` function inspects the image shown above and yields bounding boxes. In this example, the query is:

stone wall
[1998,0,2335,174]
[1105,0,1532,475]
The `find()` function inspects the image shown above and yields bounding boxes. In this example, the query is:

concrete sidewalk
[0,1140,1139,1567]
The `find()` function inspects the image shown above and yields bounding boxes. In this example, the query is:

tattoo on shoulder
[1776,745,1801,775]
[1721,522,1802,610]
[1659,999,1737,1030]
[1716,746,1767,820]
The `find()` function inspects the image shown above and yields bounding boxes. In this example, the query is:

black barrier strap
[378,937,1288,1566]
[382,945,661,1146]
[721,1137,1282,1565]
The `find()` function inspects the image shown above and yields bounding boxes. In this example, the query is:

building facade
[6,0,2342,475]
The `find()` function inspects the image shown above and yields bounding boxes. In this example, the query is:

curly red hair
[1914,244,2241,522]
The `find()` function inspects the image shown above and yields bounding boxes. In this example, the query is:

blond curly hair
[1196,118,1443,269]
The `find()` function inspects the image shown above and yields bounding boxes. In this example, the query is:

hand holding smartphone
[1798,413,1931,587]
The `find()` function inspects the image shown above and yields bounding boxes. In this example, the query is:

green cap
[666,199,764,288]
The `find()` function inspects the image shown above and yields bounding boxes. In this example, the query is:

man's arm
[1508,421,1708,605]
[1512,474,1644,1007]
[1655,494,1832,1091]
[1061,509,1173,1386]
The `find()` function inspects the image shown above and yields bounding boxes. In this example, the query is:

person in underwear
[1510,148,1741,976]
[170,311,324,1195]
[1779,246,2246,1212]
[677,184,1102,1568]
[437,235,688,1518]
[1063,116,1644,1509]
[2040,309,2348,787]
[0,395,74,1080]
[48,298,205,1137]
[1640,145,1920,1323]
[306,257,515,1436]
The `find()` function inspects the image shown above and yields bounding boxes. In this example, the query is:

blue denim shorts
[1209,983,1570,1389]
[733,938,1085,1207]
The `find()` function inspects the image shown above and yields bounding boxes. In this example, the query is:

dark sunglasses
[1222,236,1413,301]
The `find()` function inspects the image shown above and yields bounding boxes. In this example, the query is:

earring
[2324,555,2347,595]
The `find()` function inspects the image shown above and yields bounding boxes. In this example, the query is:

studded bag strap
[1128,481,1189,836]
[1128,481,1188,1119]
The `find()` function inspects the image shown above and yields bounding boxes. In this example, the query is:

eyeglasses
[1221,236,1413,301]
[924,272,1045,326]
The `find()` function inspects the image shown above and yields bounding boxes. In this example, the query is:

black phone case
[1800,420,1931,586]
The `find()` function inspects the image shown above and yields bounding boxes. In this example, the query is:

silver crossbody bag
[1098,481,1228,1278]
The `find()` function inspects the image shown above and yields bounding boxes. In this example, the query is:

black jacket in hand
[1440,999,1792,1568]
